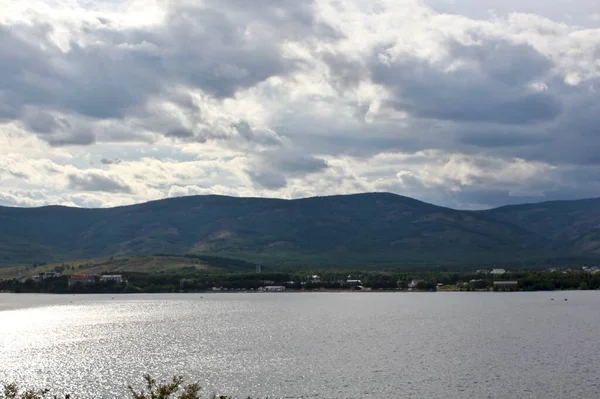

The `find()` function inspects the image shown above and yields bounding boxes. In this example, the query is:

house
[493,281,518,290]
[311,275,321,283]
[582,266,600,274]
[68,275,97,287]
[264,286,286,292]
[346,279,362,285]
[100,275,128,284]
[490,268,507,275]
[22,272,62,282]
[42,271,61,280]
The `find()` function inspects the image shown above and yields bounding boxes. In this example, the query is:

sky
[0,0,599,210]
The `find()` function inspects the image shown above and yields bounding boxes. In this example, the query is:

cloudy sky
[0,0,599,209]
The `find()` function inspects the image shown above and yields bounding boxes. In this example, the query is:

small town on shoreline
[2,262,600,294]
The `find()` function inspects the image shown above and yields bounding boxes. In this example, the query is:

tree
[415,281,435,291]
[128,375,202,399]
[1,383,55,399]
[471,280,489,290]
[2,375,257,399]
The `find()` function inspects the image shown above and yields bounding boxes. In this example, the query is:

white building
[582,266,600,273]
[264,286,286,292]
[22,272,62,282]
[490,269,507,275]
[100,275,128,284]
[42,271,61,279]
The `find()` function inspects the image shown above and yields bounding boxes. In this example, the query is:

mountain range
[1,193,599,269]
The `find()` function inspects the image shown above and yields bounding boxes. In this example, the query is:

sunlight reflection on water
[1,292,600,398]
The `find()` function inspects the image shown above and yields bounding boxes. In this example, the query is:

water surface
[1,292,599,398]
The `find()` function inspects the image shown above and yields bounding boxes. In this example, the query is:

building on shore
[582,266,600,274]
[490,268,507,275]
[20,271,62,283]
[346,279,362,286]
[100,275,128,284]
[68,275,97,287]
[42,271,61,279]
[262,286,286,292]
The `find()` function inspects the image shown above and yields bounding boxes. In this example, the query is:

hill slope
[481,198,600,256]
[0,192,593,268]
[0,254,258,280]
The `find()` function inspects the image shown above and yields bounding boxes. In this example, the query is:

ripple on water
[1,292,600,398]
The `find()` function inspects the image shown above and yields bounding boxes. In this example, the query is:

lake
[1,292,599,398]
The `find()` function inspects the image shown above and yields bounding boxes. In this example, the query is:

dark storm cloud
[274,153,328,174]
[20,108,71,134]
[234,121,282,147]
[159,7,288,98]
[246,152,329,189]
[159,120,283,147]
[165,128,195,139]
[458,128,547,149]
[67,172,133,193]
[446,181,600,210]
[100,158,122,165]
[46,131,97,147]
[0,168,28,180]
[0,97,18,121]
[472,76,600,166]
[246,169,288,190]
[0,0,334,145]
[0,24,158,120]
[0,24,158,126]
[371,39,562,125]
[0,25,57,112]
[320,52,367,91]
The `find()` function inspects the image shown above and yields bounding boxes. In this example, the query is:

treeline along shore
[2,268,600,294]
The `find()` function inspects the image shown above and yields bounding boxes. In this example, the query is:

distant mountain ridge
[0,192,599,268]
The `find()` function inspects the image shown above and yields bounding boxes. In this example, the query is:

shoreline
[1,288,595,295]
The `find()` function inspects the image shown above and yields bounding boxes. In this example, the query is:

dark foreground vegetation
[1,375,255,399]
[2,269,600,293]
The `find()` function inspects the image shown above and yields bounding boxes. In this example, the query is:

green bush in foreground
[2,375,259,399]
